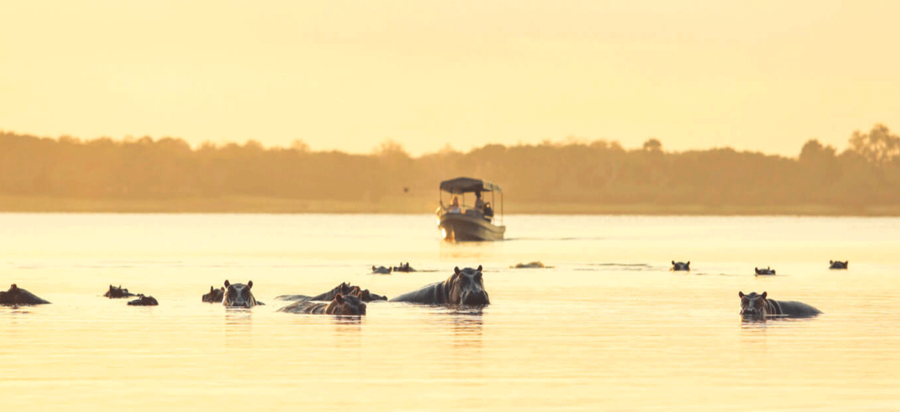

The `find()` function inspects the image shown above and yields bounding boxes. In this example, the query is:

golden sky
[1,0,898,155]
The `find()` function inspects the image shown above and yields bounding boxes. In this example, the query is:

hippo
[390,265,490,306]
[222,280,262,307]
[392,262,416,272]
[0,284,50,306]
[511,261,552,269]
[202,286,225,303]
[755,267,776,276]
[128,294,159,306]
[275,282,388,303]
[671,261,690,271]
[372,266,392,274]
[829,260,849,270]
[103,285,136,298]
[739,291,821,320]
[279,291,367,316]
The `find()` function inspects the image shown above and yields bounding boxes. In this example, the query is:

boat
[436,177,505,241]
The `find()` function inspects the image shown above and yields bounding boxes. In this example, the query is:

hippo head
[222,280,258,308]
[830,260,848,269]
[203,286,225,303]
[325,292,367,316]
[739,291,769,318]
[0,284,17,303]
[448,265,490,306]
[356,288,387,302]
[671,261,690,271]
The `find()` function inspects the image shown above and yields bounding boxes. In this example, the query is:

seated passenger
[474,192,485,214]
[449,196,461,213]
[483,202,494,220]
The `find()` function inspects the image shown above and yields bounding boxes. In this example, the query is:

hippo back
[280,293,366,315]
[740,291,821,319]
[128,295,159,306]
[390,265,489,306]
[0,284,50,305]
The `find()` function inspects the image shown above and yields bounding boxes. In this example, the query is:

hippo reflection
[279,291,367,316]
[0,284,50,306]
[829,260,849,269]
[739,291,821,320]
[222,280,263,307]
[391,265,490,306]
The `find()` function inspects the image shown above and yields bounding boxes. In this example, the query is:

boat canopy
[439,177,502,194]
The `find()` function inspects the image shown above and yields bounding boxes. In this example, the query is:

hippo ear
[760,291,767,299]
[672,261,675,265]
[10,284,17,290]
[686,261,690,266]
[830,260,834,264]
[454,266,460,275]
[247,281,253,289]
[335,293,344,304]
[477,265,483,272]
[739,291,744,298]
[224,280,230,287]
[210,286,215,292]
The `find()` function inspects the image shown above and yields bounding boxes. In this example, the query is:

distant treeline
[2,124,900,211]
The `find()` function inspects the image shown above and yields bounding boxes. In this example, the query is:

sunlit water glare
[2,214,899,411]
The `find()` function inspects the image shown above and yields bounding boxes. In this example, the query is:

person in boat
[483,202,494,221]
[474,192,485,214]
[448,196,461,213]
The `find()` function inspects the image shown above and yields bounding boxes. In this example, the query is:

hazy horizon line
[1,125,867,158]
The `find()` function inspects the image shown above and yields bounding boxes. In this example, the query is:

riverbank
[1,195,898,216]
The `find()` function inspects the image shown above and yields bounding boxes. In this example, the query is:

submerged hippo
[103,285,136,298]
[390,265,490,306]
[511,261,552,269]
[371,266,392,274]
[754,267,776,276]
[0,284,50,306]
[202,286,225,303]
[739,291,821,319]
[279,291,367,316]
[671,261,691,271]
[829,260,849,269]
[128,294,159,306]
[222,280,263,307]
[275,282,388,303]
[393,262,416,272]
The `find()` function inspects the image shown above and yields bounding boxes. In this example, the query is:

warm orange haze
[1,124,899,214]
[3,1,900,412]
[1,1,900,155]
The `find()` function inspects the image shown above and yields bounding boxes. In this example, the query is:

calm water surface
[1,214,899,411]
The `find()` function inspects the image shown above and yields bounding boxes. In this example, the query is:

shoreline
[1,196,898,216]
